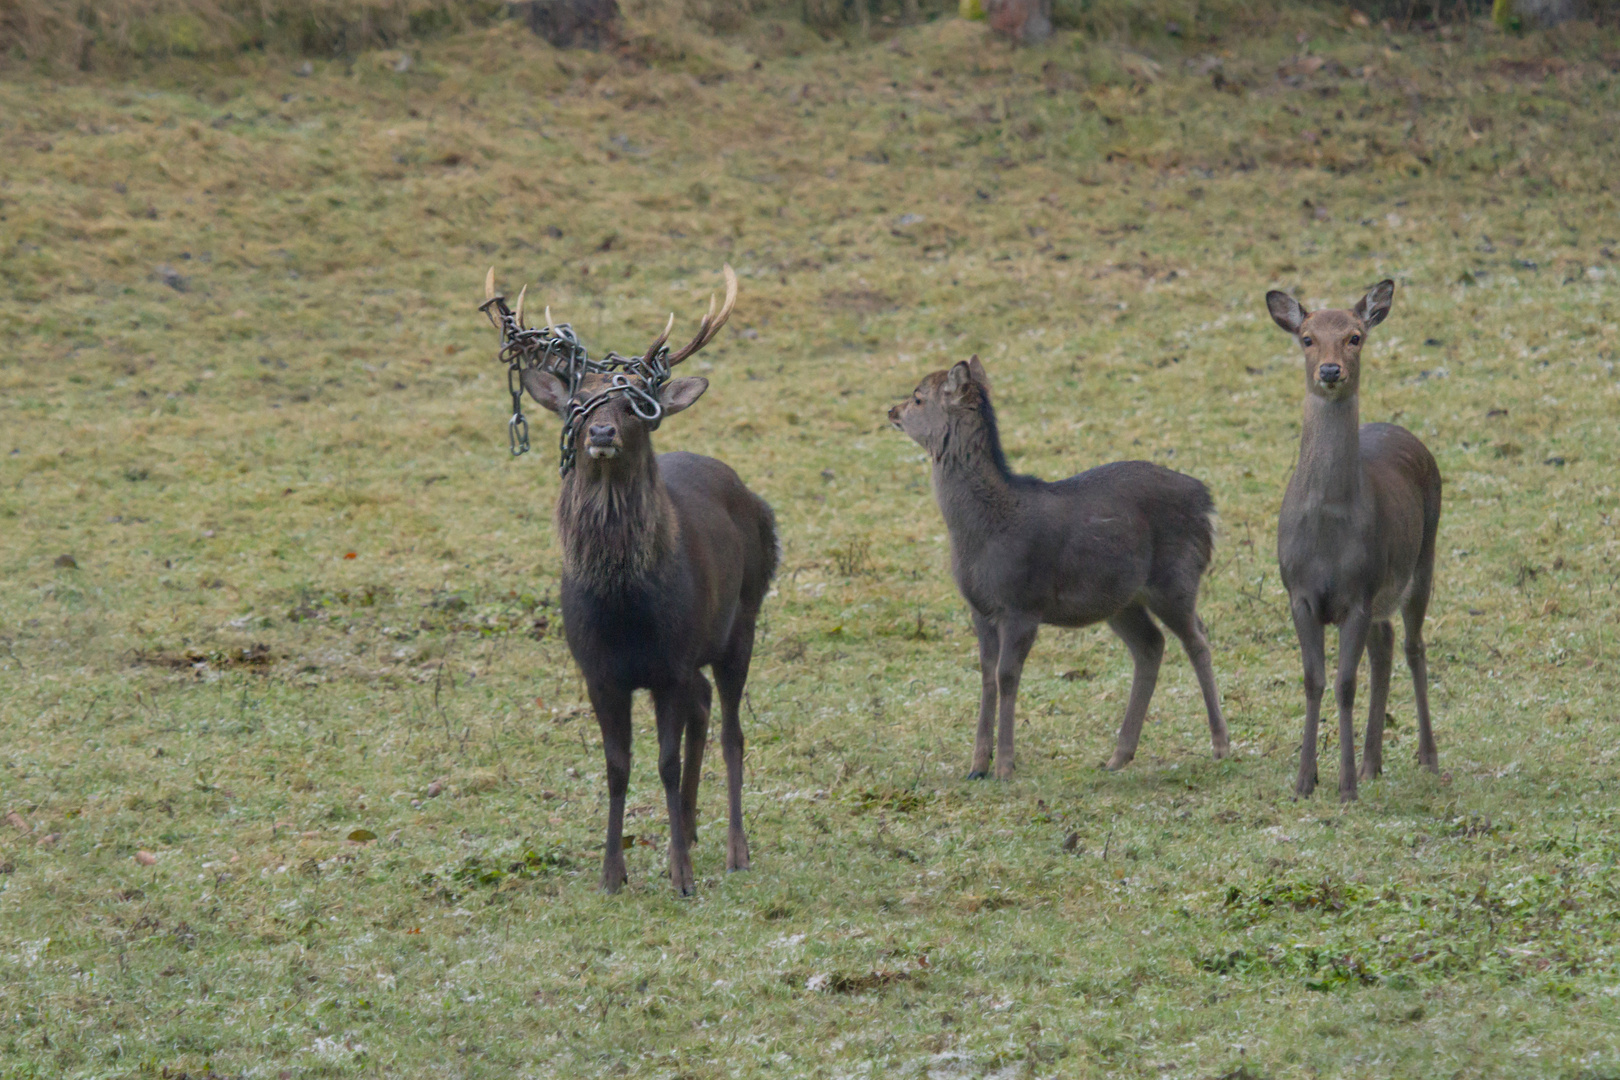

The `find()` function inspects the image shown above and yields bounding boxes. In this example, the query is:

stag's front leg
[653,683,695,896]
[993,616,1040,780]
[1290,597,1325,799]
[588,682,634,893]
[968,611,999,779]
[1333,607,1372,803]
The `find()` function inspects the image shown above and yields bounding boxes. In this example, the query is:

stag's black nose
[588,423,617,445]
[1318,363,1342,384]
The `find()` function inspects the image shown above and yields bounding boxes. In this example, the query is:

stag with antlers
[481,267,778,895]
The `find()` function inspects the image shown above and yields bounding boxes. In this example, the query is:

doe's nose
[887,404,902,424]
[1318,363,1342,384]
[587,423,617,443]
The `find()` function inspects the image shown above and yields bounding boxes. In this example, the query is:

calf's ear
[1266,291,1308,336]
[943,360,975,398]
[659,377,708,416]
[521,369,568,413]
[966,354,991,391]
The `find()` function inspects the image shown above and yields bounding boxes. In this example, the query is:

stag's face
[522,369,709,476]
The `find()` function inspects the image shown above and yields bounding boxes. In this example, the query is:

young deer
[1268,280,1442,802]
[889,356,1229,778]
[491,267,778,894]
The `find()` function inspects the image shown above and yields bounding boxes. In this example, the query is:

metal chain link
[479,291,671,473]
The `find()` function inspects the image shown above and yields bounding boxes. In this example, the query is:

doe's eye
[1301,336,1313,347]
[1349,334,1362,346]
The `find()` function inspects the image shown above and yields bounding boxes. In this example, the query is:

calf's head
[1266,279,1394,401]
[889,355,991,458]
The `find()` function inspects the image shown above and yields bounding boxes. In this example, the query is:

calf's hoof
[599,867,628,894]
[965,770,989,781]
[1339,784,1358,804]
[1211,741,1231,761]
[1357,758,1382,782]
[726,835,751,873]
[1105,750,1134,771]
[1418,752,1440,773]
[1293,773,1317,799]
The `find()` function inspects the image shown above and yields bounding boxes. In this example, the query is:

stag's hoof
[599,869,627,894]
[1418,752,1440,773]
[993,766,1015,781]
[1294,775,1317,799]
[965,770,989,781]
[727,835,751,872]
[1105,751,1134,771]
[1357,758,1382,782]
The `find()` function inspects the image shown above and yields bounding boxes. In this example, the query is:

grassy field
[2,8,1619,1078]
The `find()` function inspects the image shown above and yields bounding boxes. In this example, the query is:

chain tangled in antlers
[479,266,739,474]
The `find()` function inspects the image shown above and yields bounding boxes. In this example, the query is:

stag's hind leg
[652,683,696,896]
[679,674,712,846]
[1150,599,1229,761]
[713,622,758,873]
[1359,620,1394,782]
[1104,604,1165,771]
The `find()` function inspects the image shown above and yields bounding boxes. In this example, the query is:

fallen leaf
[36,832,61,847]
[54,554,78,569]
[347,828,377,843]
[135,850,157,866]
[426,781,443,798]
[6,811,29,833]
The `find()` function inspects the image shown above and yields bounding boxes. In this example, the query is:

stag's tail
[757,495,781,585]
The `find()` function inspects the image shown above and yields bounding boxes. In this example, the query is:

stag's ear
[1266,291,1308,336]
[966,354,990,391]
[659,377,708,416]
[943,360,975,399]
[521,369,568,413]
[1354,279,1395,328]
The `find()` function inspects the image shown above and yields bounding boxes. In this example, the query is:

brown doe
[1268,280,1442,801]
[491,266,779,894]
[889,356,1229,778]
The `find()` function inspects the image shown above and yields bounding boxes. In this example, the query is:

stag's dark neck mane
[555,453,678,592]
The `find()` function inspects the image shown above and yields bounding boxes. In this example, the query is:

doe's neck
[1294,393,1363,507]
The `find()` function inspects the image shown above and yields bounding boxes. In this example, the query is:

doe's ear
[659,376,708,416]
[521,369,568,414]
[966,354,990,391]
[1353,279,1395,328]
[1266,291,1308,336]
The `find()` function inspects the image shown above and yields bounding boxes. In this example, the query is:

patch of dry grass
[1,11,1619,1079]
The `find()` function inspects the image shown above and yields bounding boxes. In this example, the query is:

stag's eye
[1349,334,1361,346]
[1301,336,1314,347]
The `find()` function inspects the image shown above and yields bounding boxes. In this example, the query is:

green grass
[2,11,1620,1078]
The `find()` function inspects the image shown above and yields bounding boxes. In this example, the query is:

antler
[663,264,739,368]
[485,266,498,302]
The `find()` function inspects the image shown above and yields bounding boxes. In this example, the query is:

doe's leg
[679,674,712,846]
[713,623,757,873]
[1290,596,1326,799]
[1359,620,1394,781]
[968,611,999,779]
[1403,600,1439,772]
[588,681,634,893]
[992,615,1040,780]
[653,683,695,896]
[1104,604,1165,771]
[1333,607,1372,803]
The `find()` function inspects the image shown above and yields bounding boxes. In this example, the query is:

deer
[1267,280,1442,802]
[484,265,778,894]
[888,355,1229,779]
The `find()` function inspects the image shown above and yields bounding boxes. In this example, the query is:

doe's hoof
[965,770,988,781]
[1104,752,1133,772]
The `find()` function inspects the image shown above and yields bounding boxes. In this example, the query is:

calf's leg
[1152,602,1228,761]
[968,611,999,779]
[1105,604,1165,771]
[992,616,1040,780]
